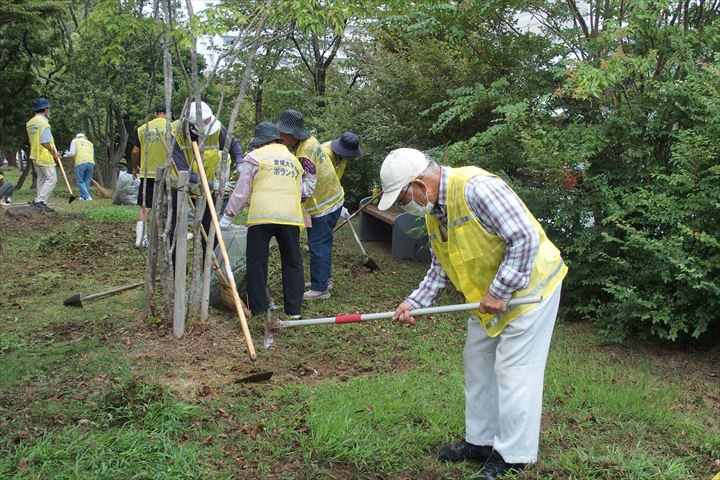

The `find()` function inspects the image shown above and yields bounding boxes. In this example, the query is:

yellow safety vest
[73,138,94,165]
[321,141,348,180]
[26,114,56,167]
[298,136,344,217]
[137,117,169,179]
[247,143,304,227]
[172,121,223,182]
[426,166,567,337]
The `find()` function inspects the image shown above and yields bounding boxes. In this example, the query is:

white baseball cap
[188,101,221,136]
[378,148,430,210]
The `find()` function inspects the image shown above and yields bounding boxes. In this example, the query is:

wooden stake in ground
[191,141,257,365]
[173,171,189,337]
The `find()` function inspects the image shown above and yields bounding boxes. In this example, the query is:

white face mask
[400,184,434,216]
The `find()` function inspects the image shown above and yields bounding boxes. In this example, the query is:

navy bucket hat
[331,132,364,158]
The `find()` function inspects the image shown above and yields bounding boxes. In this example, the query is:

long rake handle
[279,296,543,327]
[192,141,257,363]
[333,190,382,233]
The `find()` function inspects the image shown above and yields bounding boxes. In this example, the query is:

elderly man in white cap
[67,133,95,201]
[378,148,567,480]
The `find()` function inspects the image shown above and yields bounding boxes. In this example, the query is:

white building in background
[182,0,239,71]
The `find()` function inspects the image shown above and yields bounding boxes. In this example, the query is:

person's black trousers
[246,223,303,317]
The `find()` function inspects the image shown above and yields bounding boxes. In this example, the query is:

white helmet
[187,101,220,135]
[75,132,86,138]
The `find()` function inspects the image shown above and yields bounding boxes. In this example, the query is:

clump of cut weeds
[34,222,99,252]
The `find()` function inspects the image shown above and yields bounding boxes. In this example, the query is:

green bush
[82,205,137,224]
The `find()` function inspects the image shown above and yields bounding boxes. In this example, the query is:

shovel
[343,209,379,271]
[56,159,78,203]
[64,281,144,307]
[264,296,543,349]
[191,141,270,382]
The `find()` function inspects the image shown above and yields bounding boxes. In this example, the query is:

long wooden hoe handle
[56,159,77,202]
[191,141,257,363]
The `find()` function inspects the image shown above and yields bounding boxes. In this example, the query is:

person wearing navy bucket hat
[323,132,364,181]
[25,97,62,212]
[221,121,317,323]
[276,109,346,301]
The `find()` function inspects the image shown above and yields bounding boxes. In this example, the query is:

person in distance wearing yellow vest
[323,132,364,182]
[25,97,61,213]
[379,149,567,480]
[276,109,344,301]
[131,102,168,247]
[67,133,95,201]
[220,122,316,321]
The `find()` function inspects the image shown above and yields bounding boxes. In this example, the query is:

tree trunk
[254,84,263,123]
[16,159,33,190]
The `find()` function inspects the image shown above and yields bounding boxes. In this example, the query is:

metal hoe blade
[235,371,273,383]
[263,311,283,349]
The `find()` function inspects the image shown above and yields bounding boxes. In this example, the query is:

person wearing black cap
[131,102,168,247]
[220,122,316,322]
[276,109,345,301]
[25,97,61,212]
[322,132,364,181]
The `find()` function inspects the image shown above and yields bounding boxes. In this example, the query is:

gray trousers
[34,165,57,203]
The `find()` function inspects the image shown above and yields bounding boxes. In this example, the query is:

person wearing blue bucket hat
[221,121,317,323]
[25,97,61,212]
[276,109,345,301]
[323,131,364,181]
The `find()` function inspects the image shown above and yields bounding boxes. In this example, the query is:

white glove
[219,215,232,229]
[341,207,350,219]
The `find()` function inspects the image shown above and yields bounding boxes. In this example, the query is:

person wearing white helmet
[67,133,95,201]
[379,148,567,480]
[169,101,244,256]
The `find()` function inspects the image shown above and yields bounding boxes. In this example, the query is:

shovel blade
[263,311,283,349]
[236,371,273,383]
[63,294,83,308]
[68,195,77,204]
[363,257,380,271]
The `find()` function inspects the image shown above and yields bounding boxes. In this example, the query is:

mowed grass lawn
[0,167,718,479]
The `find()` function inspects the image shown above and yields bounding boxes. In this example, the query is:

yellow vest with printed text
[137,117,169,179]
[73,138,94,165]
[426,166,567,337]
[298,136,344,217]
[26,114,56,167]
[247,143,304,227]
[321,141,348,180]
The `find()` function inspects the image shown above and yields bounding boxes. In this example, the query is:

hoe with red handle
[263,295,543,349]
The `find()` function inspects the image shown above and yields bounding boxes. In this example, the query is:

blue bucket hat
[276,109,309,141]
[331,132,364,158]
[249,122,281,148]
[32,97,51,111]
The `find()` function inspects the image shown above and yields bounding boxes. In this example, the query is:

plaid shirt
[405,167,539,308]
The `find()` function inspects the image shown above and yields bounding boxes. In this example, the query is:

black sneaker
[30,201,46,212]
[39,202,55,212]
[438,440,492,463]
[474,451,526,480]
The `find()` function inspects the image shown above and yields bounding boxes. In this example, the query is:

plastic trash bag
[209,224,248,310]
[112,170,140,205]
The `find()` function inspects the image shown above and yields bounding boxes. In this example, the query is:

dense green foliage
[3,0,719,342]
